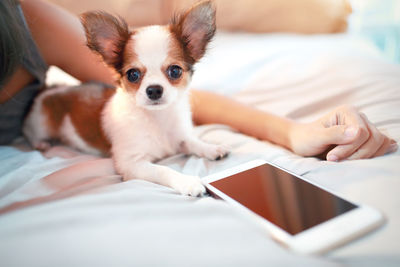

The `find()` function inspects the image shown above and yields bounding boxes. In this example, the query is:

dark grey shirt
[0,5,48,145]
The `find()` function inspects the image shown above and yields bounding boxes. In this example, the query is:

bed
[1,28,400,267]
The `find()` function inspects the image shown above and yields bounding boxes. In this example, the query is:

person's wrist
[287,120,315,156]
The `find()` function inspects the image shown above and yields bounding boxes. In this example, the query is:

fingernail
[345,126,358,137]
[387,143,398,154]
[327,154,339,162]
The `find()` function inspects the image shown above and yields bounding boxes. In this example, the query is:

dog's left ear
[171,0,216,63]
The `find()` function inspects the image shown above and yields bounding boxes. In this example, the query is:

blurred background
[349,0,400,63]
[49,0,400,63]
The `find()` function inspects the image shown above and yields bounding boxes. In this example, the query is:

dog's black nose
[146,85,163,100]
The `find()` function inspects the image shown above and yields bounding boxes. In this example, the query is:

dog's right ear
[80,11,130,72]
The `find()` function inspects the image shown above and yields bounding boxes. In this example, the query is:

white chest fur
[102,88,193,162]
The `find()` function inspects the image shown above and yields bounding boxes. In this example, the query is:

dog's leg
[119,160,206,196]
[181,137,230,161]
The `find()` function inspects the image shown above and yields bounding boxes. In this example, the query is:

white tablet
[202,159,385,255]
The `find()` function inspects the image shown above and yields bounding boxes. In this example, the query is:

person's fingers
[386,140,399,154]
[374,139,397,157]
[326,124,370,161]
[347,118,384,160]
[319,125,360,146]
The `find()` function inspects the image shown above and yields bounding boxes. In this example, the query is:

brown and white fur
[23,1,229,196]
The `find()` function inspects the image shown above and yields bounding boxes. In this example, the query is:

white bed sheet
[1,32,399,267]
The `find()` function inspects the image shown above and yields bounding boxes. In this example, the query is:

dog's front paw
[201,144,230,161]
[171,175,206,197]
[182,139,230,161]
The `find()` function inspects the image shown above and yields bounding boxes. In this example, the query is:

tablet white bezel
[202,159,385,254]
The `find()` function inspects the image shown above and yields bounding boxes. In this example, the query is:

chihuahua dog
[23,1,229,196]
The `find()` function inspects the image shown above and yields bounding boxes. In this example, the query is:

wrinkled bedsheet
[1,33,399,267]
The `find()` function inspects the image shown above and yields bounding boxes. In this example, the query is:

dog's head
[81,0,216,110]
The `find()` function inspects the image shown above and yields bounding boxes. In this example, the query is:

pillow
[49,0,351,33]
[48,0,166,26]
[171,0,352,33]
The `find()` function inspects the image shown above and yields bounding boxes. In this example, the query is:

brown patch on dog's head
[119,34,147,92]
[160,33,192,89]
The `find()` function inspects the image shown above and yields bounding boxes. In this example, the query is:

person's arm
[191,90,397,161]
[21,0,117,85]
[191,90,292,150]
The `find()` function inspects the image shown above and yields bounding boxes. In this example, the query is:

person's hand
[289,105,398,161]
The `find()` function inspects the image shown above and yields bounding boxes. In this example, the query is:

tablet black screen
[209,164,357,235]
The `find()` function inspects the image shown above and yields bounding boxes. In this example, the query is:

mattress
[1,32,399,267]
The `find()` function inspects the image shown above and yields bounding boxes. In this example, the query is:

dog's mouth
[149,100,162,105]
[144,99,170,110]
[148,99,165,106]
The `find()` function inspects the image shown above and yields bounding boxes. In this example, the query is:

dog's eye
[167,65,183,80]
[126,68,141,83]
